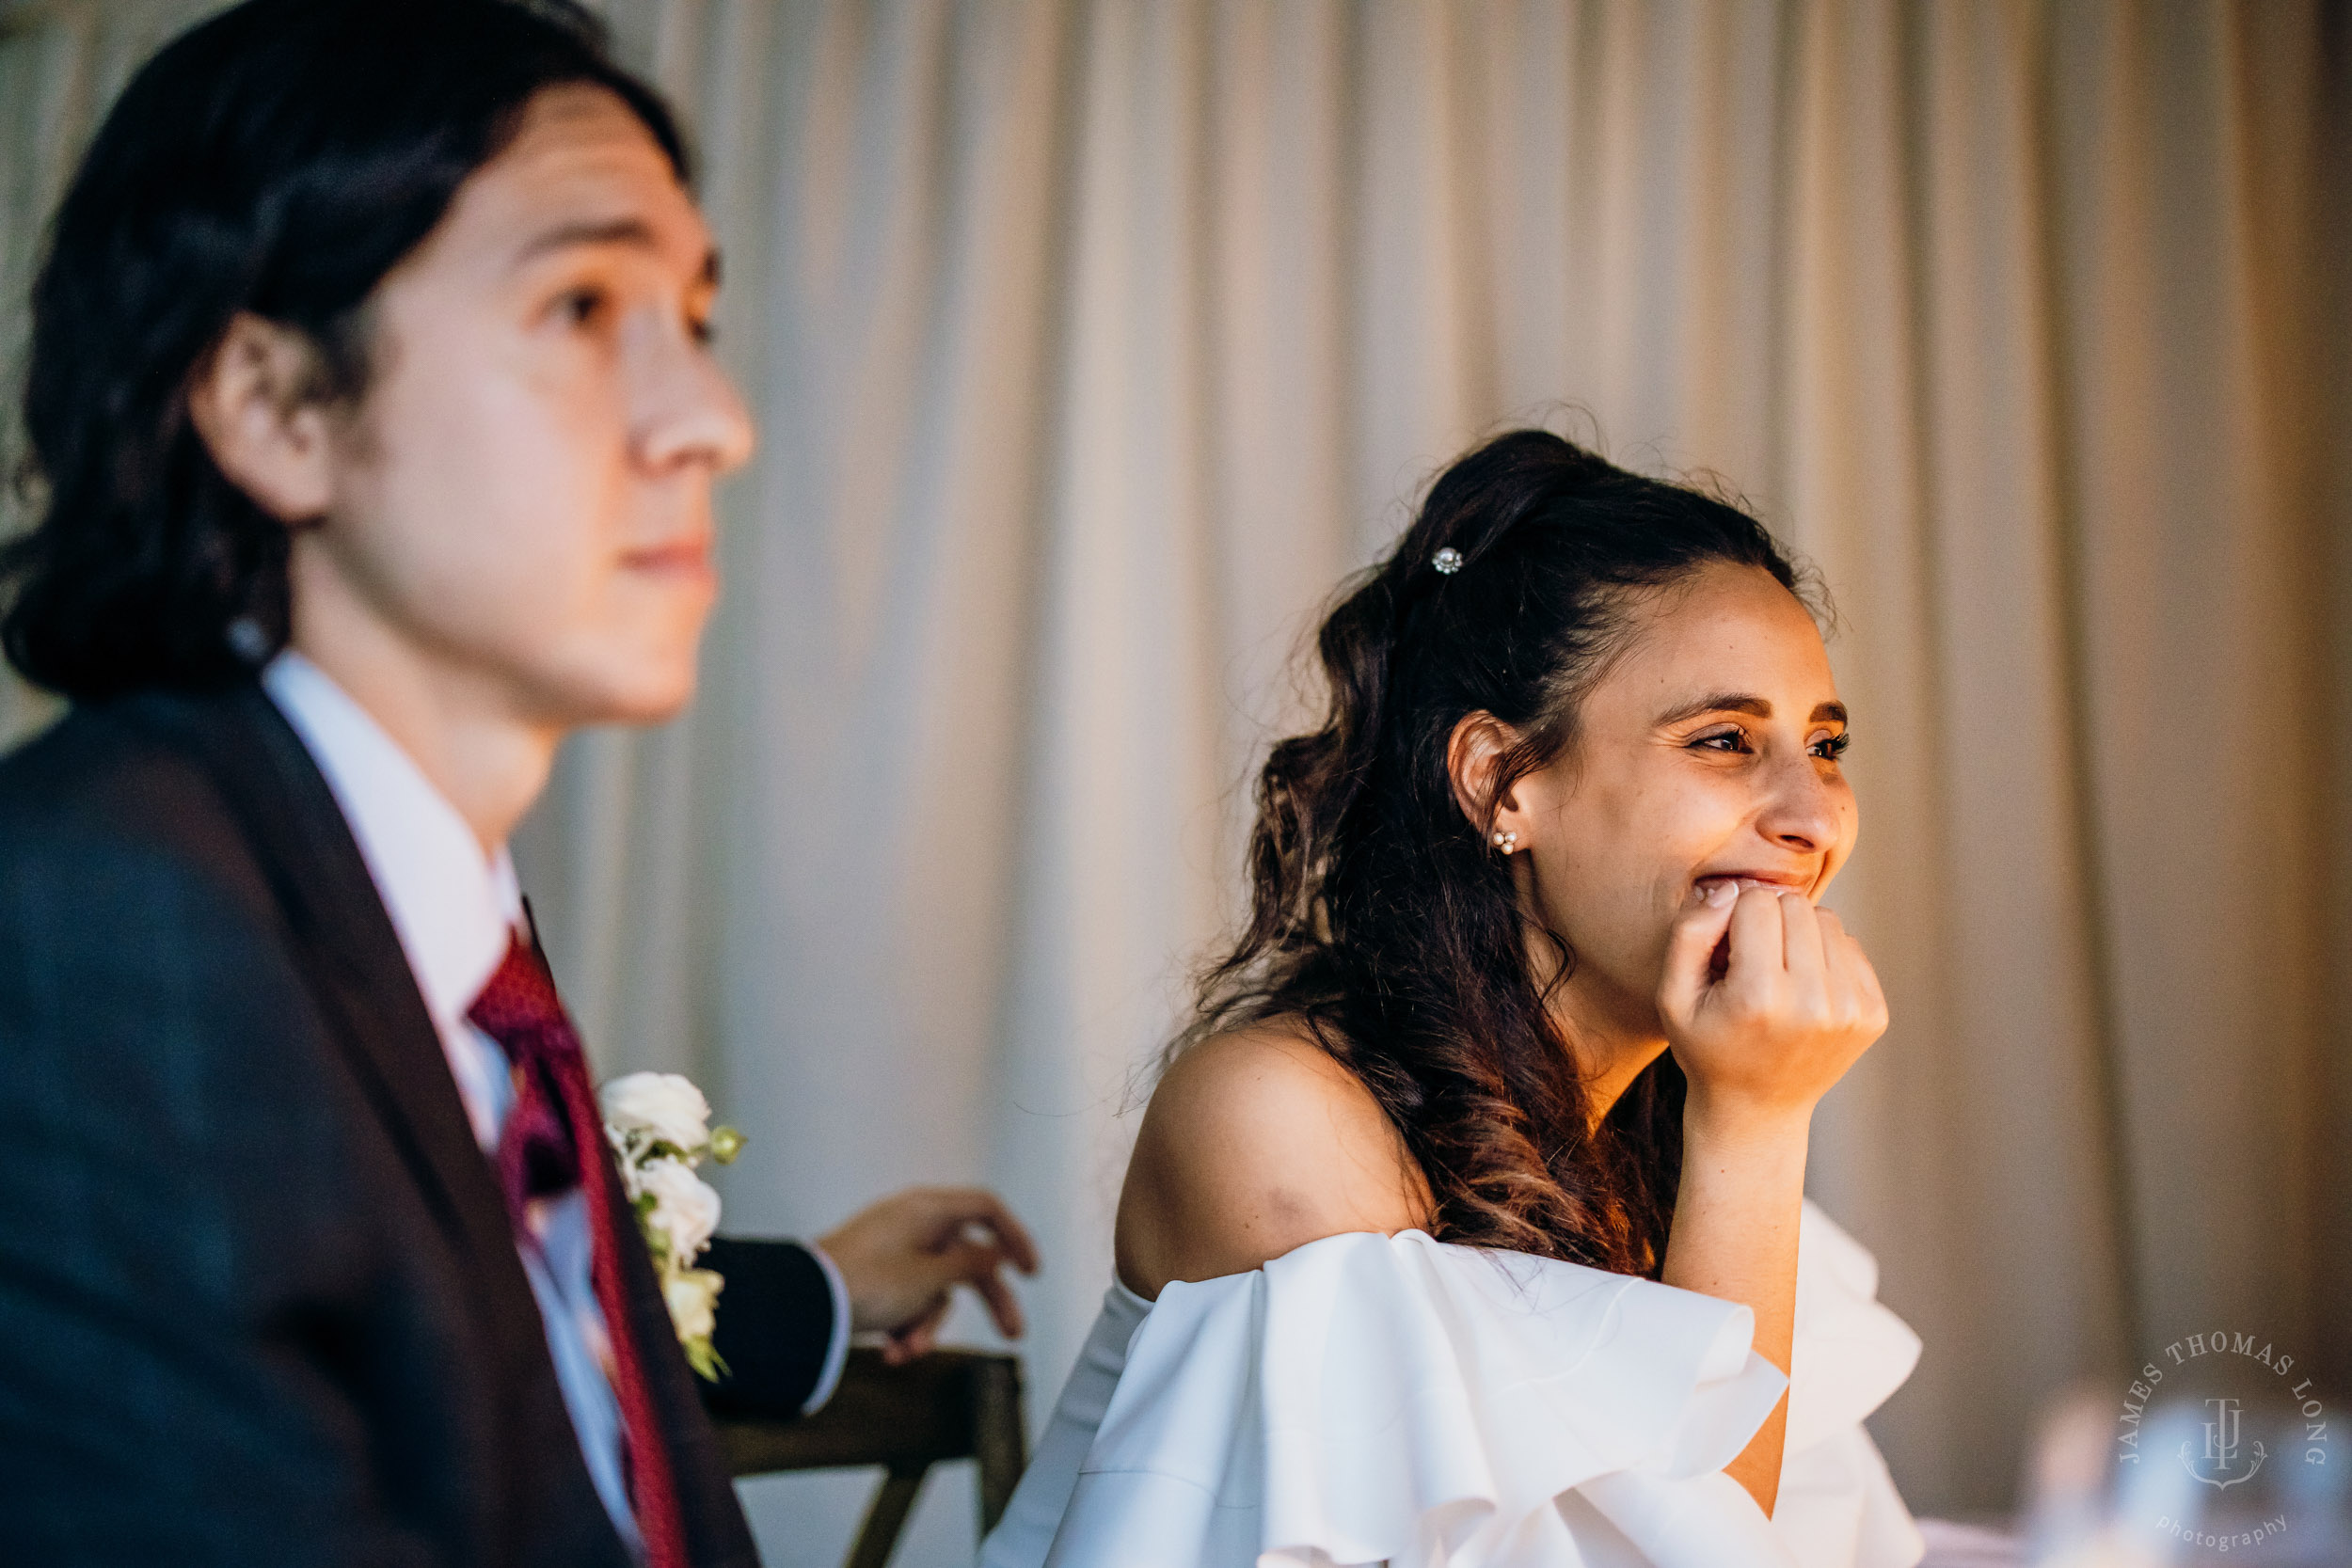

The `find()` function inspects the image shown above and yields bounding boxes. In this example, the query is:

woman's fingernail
[1704,879,1737,907]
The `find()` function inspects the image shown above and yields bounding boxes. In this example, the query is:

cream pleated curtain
[4,0,2346,1551]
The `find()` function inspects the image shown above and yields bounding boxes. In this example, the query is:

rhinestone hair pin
[1431,546,1464,575]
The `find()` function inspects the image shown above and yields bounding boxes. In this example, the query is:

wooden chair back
[716,1347,1027,1568]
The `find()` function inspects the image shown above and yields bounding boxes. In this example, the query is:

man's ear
[183,311,339,522]
[1445,711,1531,846]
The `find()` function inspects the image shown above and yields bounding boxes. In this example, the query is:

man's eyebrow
[516,216,723,283]
[516,215,660,261]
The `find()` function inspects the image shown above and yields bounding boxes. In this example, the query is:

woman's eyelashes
[1681,725,1851,762]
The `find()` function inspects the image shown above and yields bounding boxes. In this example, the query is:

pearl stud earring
[1491,830,1519,855]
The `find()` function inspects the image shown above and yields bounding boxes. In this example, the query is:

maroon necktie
[469,934,689,1568]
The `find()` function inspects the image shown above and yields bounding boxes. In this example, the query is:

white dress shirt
[262,653,849,1550]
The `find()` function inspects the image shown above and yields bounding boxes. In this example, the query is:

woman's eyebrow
[1656,692,1772,725]
[1654,694,1850,726]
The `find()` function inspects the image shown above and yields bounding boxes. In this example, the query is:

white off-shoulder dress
[983,1200,1924,1568]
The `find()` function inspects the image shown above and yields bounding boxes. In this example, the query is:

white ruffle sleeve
[984,1200,1923,1568]
[1775,1207,1926,1568]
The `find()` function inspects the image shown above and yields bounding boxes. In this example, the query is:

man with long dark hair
[0,2,1034,1561]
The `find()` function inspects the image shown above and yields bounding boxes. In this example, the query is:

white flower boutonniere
[598,1071,745,1381]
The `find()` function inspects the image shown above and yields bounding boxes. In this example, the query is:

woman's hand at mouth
[1657,878,1888,1138]
[1653,878,1886,1518]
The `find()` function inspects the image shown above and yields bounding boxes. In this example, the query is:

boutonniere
[598,1071,745,1381]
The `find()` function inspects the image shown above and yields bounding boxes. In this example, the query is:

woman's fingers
[1665,881,1794,1026]
[1663,887,1890,1129]
[1814,909,1887,1032]
[1857,944,1886,1012]
[1659,879,1740,1022]
[1841,934,1890,1032]
[1721,880,1786,990]
[1779,890,1828,982]
[1812,907,1851,1015]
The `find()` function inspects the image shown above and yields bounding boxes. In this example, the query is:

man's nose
[634,319,756,476]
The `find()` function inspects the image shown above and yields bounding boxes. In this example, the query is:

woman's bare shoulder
[1114,1018,1432,1299]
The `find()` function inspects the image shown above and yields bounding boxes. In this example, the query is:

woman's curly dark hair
[1,0,687,702]
[1180,428,1807,1277]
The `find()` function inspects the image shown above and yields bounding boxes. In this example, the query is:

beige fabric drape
[4,0,2345,1545]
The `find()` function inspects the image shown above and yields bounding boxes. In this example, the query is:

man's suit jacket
[0,682,833,1566]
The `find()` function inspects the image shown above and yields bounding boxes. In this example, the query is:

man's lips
[621,537,714,576]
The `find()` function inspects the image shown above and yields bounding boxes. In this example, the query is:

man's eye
[558,287,607,326]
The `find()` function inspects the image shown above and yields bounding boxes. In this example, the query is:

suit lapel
[125,685,531,1304]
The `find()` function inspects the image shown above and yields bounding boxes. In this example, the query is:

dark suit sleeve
[696,1236,843,1418]
[0,808,437,1566]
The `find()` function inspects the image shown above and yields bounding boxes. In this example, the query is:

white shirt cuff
[801,1244,854,1414]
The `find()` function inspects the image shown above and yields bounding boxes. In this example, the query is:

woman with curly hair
[988,429,1924,1568]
